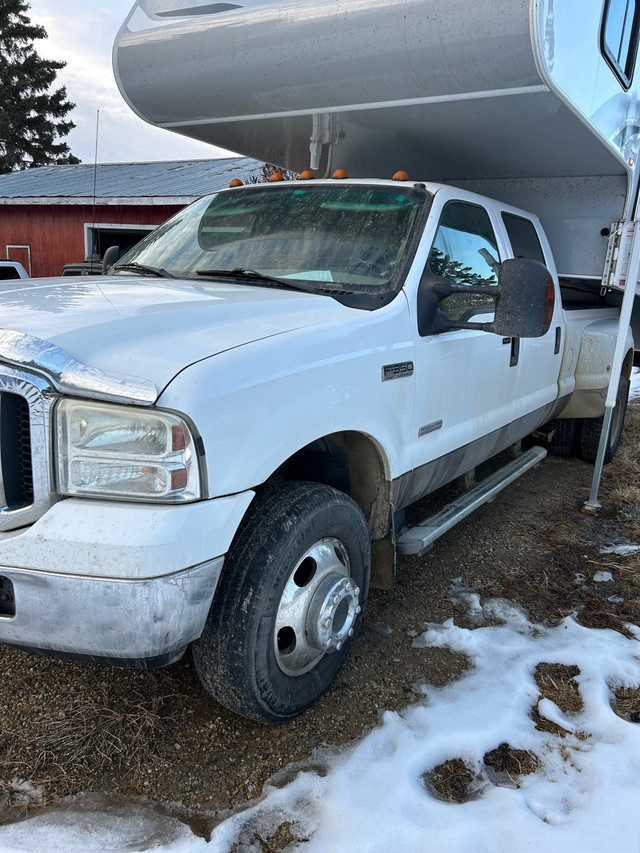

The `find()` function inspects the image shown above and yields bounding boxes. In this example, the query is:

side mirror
[434,258,555,338]
[489,258,555,338]
[102,245,120,274]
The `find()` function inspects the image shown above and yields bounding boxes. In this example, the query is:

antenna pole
[91,110,100,261]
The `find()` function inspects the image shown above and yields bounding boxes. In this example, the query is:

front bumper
[0,557,223,666]
[0,490,254,664]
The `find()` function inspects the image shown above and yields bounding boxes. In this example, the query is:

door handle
[509,337,520,367]
[554,326,561,355]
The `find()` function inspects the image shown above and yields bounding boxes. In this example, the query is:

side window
[602,0,640,88]
[502,213,546,264]
[428,201,500,321]
[0,266,21,280]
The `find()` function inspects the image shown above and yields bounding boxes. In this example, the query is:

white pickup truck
[0,175,634,720]
[2,0,640,720]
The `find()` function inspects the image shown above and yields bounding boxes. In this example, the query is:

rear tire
[545,418,577,458]
[192,481,371,722]
[577,374,629,464]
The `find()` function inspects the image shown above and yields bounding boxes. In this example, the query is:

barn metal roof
[0,158,263,204]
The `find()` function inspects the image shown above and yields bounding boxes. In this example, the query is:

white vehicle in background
[0,0,638,722]
[0,260,29,282]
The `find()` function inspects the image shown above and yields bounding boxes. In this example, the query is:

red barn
[0,158,259,278]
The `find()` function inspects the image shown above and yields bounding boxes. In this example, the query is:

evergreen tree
[0,0,80,172]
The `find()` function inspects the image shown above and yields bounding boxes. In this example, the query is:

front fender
[157,303,415,497]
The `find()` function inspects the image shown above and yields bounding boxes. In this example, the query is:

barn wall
[0,204,182,277]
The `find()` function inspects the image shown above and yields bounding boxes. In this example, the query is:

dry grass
[604,402,640,540]
[483,403,640,638]
[252,822,306,852]
[229,821,307,853]
[423,744,540,803]
[500,557,635,637]
[423,758,479,803]
[483,742,539,781]
[603,401,640,534]
[36,688,176,776]
[0,673,184,803]
[599,401,640,626]
[613,686,640,721]
[531,663,584,736]
[534,663,583,712]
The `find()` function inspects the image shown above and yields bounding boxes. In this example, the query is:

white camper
[114,1,638,267]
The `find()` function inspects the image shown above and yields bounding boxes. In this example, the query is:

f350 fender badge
[382,361,414,381]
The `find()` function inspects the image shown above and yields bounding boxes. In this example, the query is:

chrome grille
[0,391,34,508]
[0,367,57,532]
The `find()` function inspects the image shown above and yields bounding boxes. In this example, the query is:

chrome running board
[396,446,547,556]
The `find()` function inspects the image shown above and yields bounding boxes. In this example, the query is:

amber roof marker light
[331,169,348,179]
[298,170,315,180]
[268,172,285,182]
[229,178,244,187]
[392,170,409,181]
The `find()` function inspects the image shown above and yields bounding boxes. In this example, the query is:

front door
[400,193,558,507]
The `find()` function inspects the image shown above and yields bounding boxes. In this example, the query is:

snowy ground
[1,583,639,853]
[1,371,639,853]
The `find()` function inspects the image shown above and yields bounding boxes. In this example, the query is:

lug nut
[348,628,354,637]
[336,641,342,650]
[356,605,361,614]
[321,617,332,629]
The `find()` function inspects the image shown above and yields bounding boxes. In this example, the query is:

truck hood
[0,276,351,395]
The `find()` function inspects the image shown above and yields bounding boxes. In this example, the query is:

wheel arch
[560,317,635,420]
[264,430,396,589]
[623,346,635,381]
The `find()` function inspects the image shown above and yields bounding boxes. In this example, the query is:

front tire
[192,482,371,722]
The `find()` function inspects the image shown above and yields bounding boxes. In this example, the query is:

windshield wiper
[195,267,311,292]
[112,262,175,279]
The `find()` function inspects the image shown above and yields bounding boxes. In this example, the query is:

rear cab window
[501,213,547,265]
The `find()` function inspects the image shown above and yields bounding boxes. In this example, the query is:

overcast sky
[26,0,238,165]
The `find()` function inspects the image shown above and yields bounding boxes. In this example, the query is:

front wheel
[192,482,371,722]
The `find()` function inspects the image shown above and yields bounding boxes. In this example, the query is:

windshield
[115,183,428,306]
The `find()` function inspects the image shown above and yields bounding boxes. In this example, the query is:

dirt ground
[1,402,639,836]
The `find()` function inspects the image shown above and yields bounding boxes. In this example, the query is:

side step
[396,446,547,556]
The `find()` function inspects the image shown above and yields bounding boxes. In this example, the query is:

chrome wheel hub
[274,538,361,676]
[306,574,360,652]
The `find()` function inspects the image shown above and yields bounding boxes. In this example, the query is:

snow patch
[593,570,614,582]
[600,544,640,555]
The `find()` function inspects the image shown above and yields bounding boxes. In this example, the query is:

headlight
[55,399,202,502]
